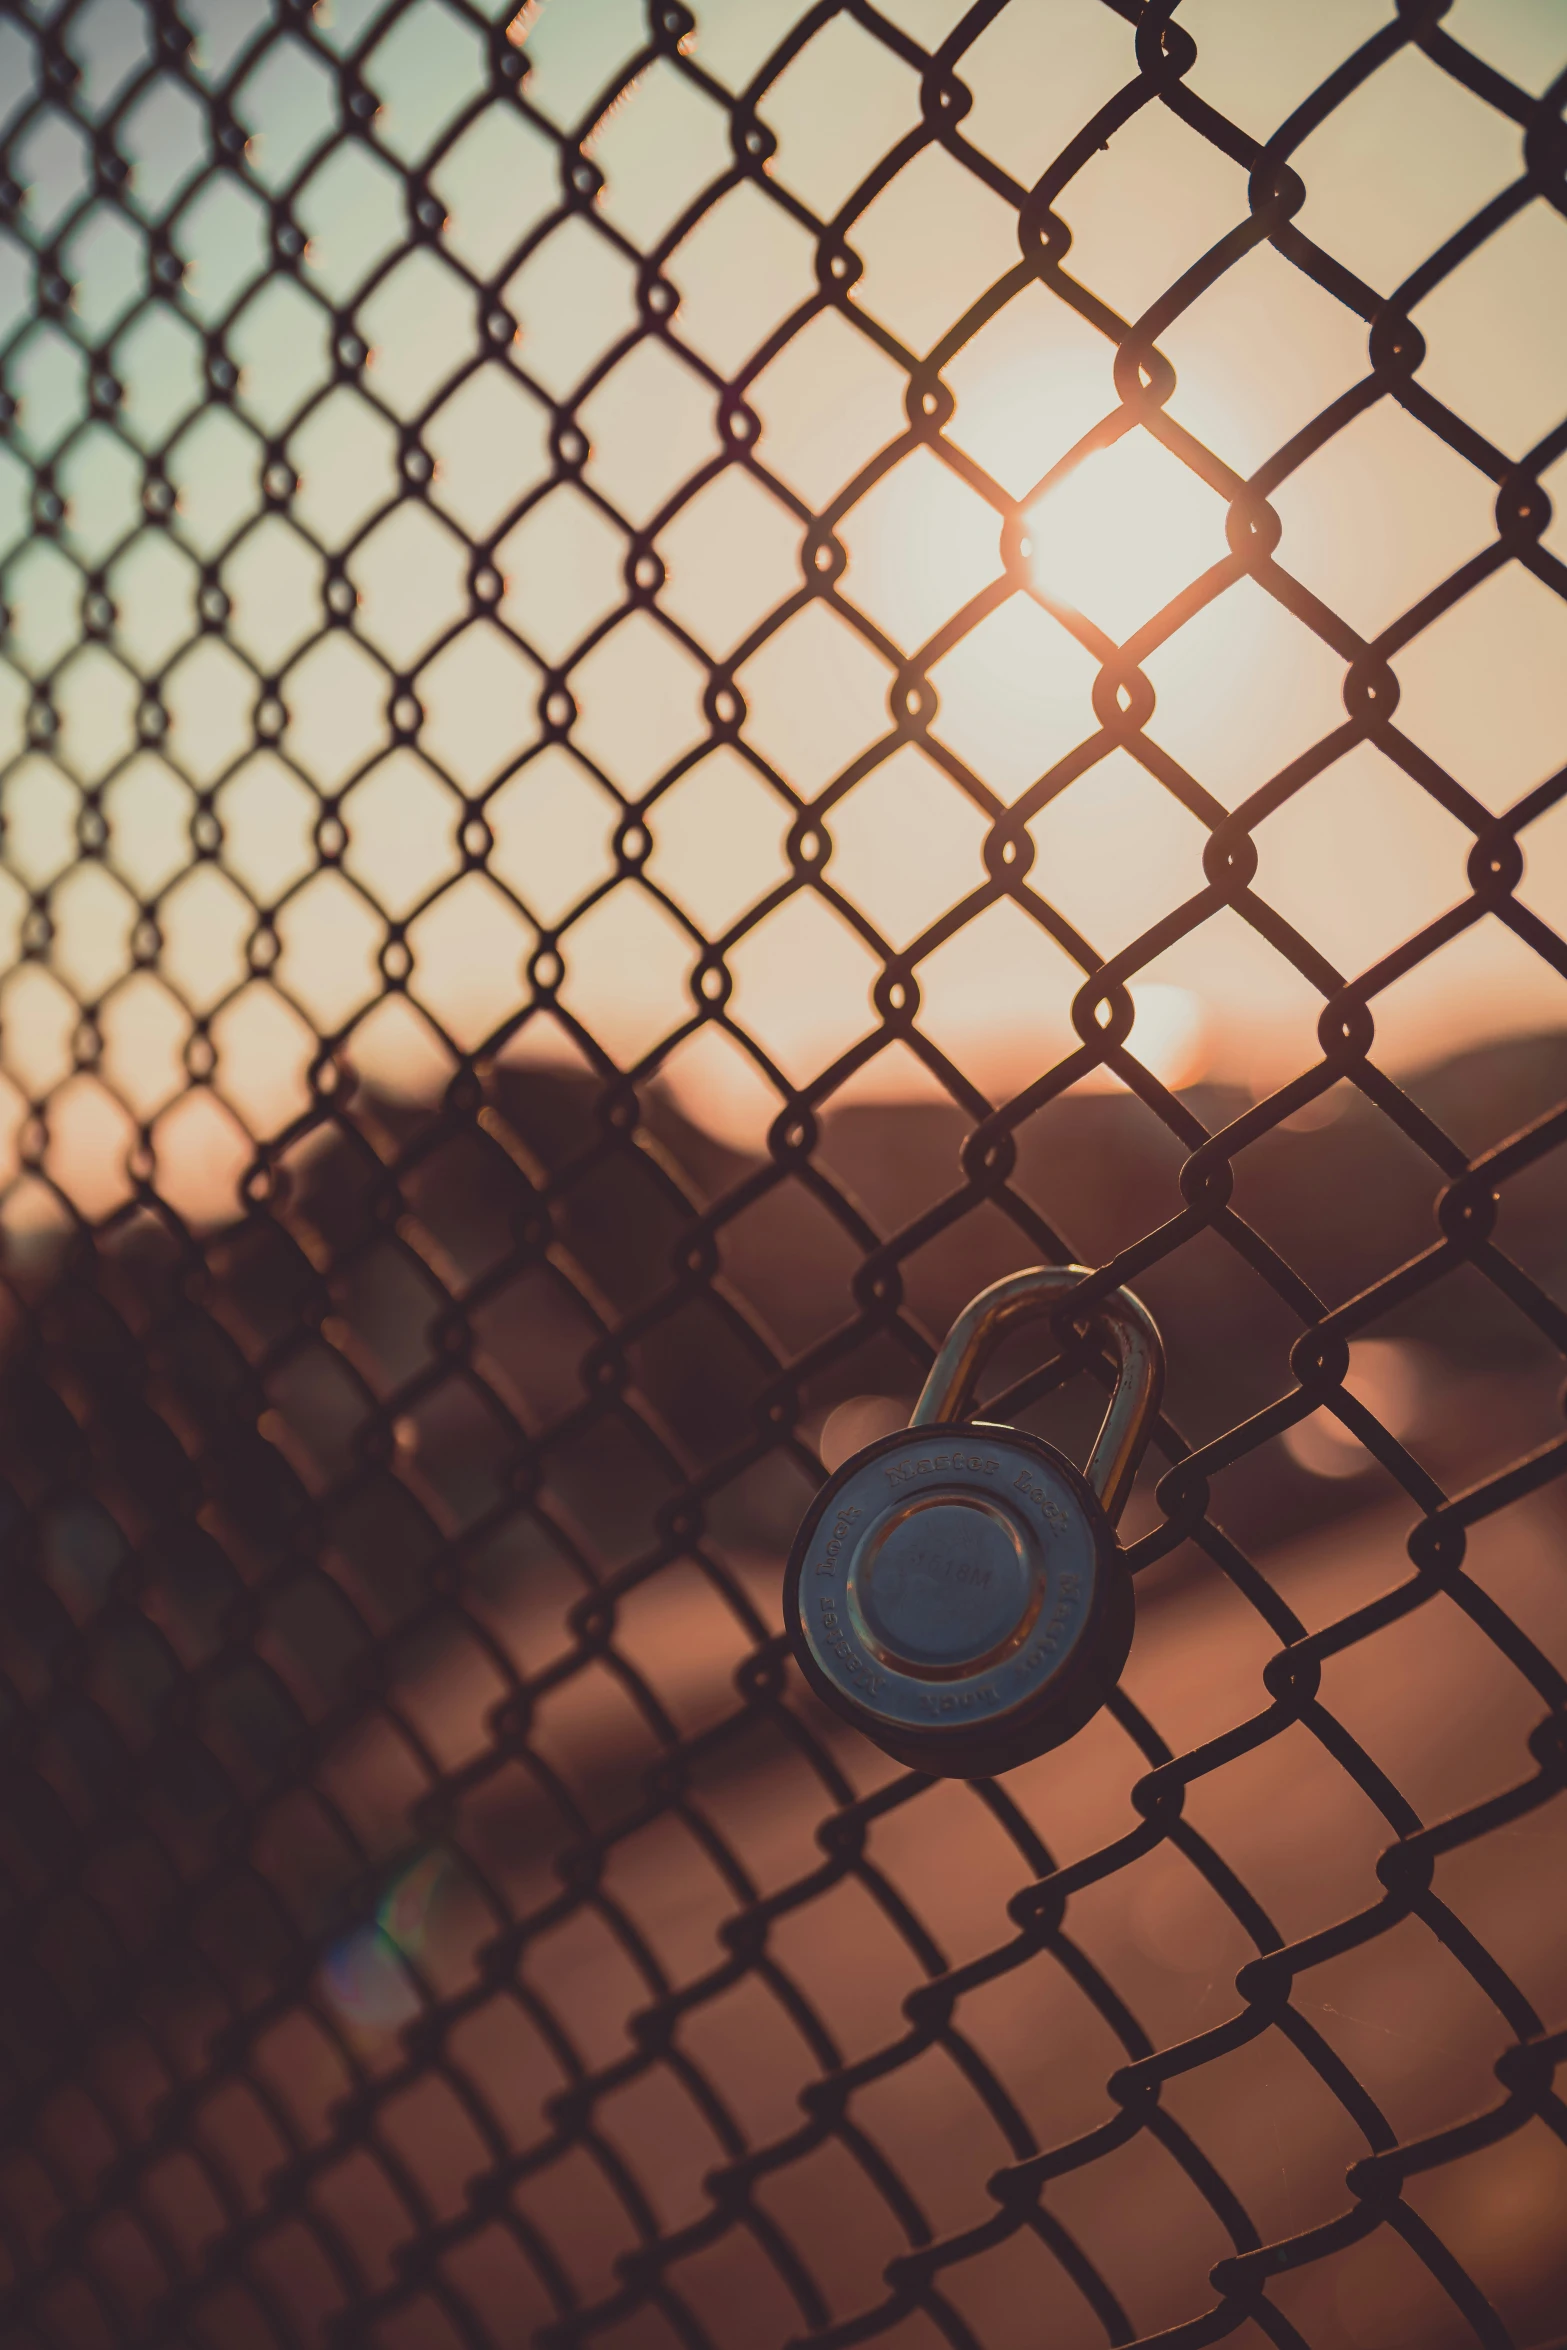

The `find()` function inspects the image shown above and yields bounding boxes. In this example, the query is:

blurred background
[1,1,1566,2346]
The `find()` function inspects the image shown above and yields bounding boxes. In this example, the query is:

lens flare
[320,1851,449,2032]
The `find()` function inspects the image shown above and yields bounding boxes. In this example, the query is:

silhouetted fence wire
[1,3,1566,2347]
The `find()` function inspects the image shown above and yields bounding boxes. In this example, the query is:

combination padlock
[783,1266,1164,1778]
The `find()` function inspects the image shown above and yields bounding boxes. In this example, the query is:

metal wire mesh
[2,1,1566,2345]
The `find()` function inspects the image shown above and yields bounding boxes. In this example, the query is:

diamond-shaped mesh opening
[2,3,1566,2347]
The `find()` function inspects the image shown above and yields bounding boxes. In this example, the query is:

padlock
[783,1266,1164,1778]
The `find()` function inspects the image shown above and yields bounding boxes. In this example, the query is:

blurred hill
[265,1027,1567,1564]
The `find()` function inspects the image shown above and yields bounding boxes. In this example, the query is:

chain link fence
[2,0,1566,2344]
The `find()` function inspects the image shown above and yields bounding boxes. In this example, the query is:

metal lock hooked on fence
[784,1266,1164,1777]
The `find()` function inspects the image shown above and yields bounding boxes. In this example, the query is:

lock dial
[783,1266,1163,1778]
[784,1422,1130,1778]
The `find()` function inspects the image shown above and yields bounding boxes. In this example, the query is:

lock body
[784,1422,1131,1778]
[783,1266,1162,1777]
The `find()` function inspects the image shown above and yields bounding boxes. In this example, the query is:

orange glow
[1283,1340,1428,1481]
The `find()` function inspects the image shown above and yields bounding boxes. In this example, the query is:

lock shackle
[908,1264,1163,1526]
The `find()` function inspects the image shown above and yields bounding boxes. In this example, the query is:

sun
[1022,426,1233,646]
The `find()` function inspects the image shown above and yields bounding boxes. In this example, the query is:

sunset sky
[2,0,1565,1213]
